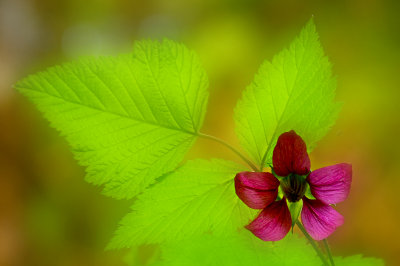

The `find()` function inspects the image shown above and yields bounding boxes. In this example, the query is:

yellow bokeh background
[1,0,399,265]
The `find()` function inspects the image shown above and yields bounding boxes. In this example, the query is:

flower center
[280,174,307,202]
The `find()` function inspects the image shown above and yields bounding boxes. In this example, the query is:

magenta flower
[235,130,352,241]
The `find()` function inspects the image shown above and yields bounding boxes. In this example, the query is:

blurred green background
[1,0,399,265]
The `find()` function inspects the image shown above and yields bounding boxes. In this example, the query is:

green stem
[296,221,330,266]
[198,133,258,171]
[323,239,335,266]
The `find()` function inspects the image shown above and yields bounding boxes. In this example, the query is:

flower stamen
[280,174,307,202]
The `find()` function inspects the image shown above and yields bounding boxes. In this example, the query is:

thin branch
[323,239,335,266]
[296,221,330,266]
[198,133,258,171]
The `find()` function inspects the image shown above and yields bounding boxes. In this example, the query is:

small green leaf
[288,200,303,228]
[16,39,209,199]
[304,182,316,200]
[234,19,341,169]
[108,159,257,249]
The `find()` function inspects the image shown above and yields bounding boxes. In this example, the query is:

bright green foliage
[234,19,341,168]
[154,231,322,266]
[108,159,257,249]
[15,40,209,199]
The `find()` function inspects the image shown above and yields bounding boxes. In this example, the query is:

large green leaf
[108,159,257,249]
[153,232,384,266]
[16,39,209,199]
[154,232,321,266]
[234,19,341,169]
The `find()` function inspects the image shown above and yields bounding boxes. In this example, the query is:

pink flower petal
[235,172,280,209]
[272,131,310,176]
[301,197,344,240]
[307,164,352,204]
[246,198,291,241]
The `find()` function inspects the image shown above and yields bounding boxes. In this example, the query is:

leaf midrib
[18,85,198,137]
[259,44,307,169]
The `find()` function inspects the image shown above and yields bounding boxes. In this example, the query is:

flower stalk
[198,132,258,171]
[323,239,335,266]
[296,221,330,266]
